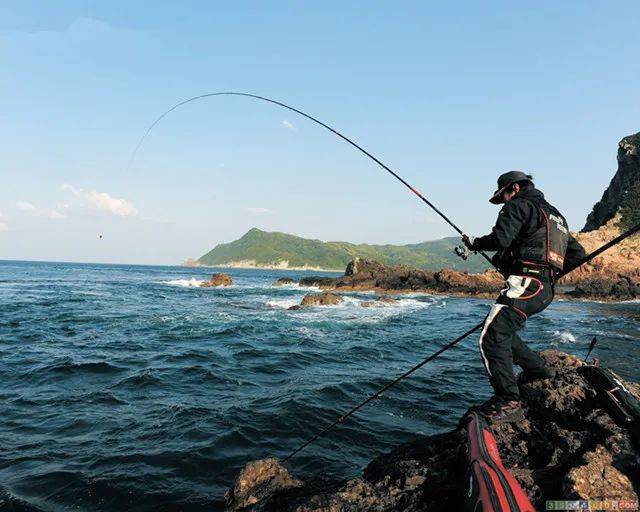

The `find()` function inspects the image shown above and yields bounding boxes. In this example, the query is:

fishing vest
[514,196,570,271]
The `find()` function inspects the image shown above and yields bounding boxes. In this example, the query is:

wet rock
[201,273,233,287]
[569,274,639,300]
[225,458,303,511]
[300,292,343,307]
[298,277,339,288]
[303,259,503,297]
[226,351,640,511]
[287,305,302,311]
[563,445,637,500]
[273,277,295,286]
[361,296,398,308]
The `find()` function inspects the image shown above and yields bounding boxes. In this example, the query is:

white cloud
[247,207,271,214]
[0,222,7,232]
[16,200,66,219]
[16,201,36,213]
[281,120,296,131]
[61,184,138,217]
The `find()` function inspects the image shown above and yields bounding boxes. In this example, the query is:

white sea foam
[273,283,321,292]
[553,330,577,343]
[285,295,437,324]
[162,278,205,288]
[266,298,301,309]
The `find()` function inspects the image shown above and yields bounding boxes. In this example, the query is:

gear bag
[580,364,640,436]
[464,412,536,512]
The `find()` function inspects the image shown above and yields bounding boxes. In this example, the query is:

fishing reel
[454,245,469,261]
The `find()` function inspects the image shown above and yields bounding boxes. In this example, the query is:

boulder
[563,445,637,500]
[273,277,295,286]
[201,273,233,287]
[300,293,343,307]
[224,458,303,511]
[298,277,339,288]
[361,296,398,308]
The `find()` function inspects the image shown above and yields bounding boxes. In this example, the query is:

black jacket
[472,187,585,272]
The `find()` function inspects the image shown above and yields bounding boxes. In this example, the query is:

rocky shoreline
[225,351,640,511]
[275,248,639,303]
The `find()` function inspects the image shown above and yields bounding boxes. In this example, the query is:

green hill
[197,228,490,273]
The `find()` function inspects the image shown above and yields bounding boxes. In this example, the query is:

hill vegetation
[197,228,490,272]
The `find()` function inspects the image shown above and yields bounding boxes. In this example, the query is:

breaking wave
[162,278,205,287]
[552,330,577,343]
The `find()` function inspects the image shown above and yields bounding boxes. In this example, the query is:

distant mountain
[196,228,490,272]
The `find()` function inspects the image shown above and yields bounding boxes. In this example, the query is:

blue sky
[1,1,639,264]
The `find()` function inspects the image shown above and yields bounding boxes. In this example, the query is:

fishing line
[128,91,494,266]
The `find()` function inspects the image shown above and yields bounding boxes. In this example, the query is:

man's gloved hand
[462,234,475,250]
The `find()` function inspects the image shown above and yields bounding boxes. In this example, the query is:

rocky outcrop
[560,214,640,299]
[300,293,344,307]
[273,277,296,286]
[583,132,640,232]
[226,351,640,511]
[201,273,233,287]
[563,445,637,501]
[296,258,503,298]
[361,296,398,308]
[294,222,640,300]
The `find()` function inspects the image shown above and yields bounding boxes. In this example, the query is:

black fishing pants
[479,274,554,401]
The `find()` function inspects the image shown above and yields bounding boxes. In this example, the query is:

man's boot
[520,366,556,383]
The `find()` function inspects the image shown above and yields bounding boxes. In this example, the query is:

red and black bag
[580,364,640,435]
[463,412,536,512]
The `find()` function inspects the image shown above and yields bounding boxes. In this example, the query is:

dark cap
[489,170,533,204]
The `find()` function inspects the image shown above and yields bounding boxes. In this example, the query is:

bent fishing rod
[281,220,640,463]
[128,91,493,267]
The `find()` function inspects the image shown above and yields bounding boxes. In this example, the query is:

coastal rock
[201,273,233,287]
[345,257,388,279]
[563,445,637,500]
[300,260,503,298]
[583,132,640,232]
[273,277,295,286]
[361,296,398,308]
[300,293,343,307]
[225,350,640,511]
[224,458,304,511]
[298,277,339,288]
[434,268,502,294]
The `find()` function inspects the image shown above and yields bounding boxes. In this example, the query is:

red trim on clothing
[510,305,528,319]
[518,277,543,301]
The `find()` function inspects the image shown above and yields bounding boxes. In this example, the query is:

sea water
[0,260,638,511]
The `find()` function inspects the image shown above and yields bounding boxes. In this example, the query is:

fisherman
[462,171,585,424]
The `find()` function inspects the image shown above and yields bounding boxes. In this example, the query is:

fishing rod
[128,91,494,267]
[584,337,598,363]
[281,220,640,462]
